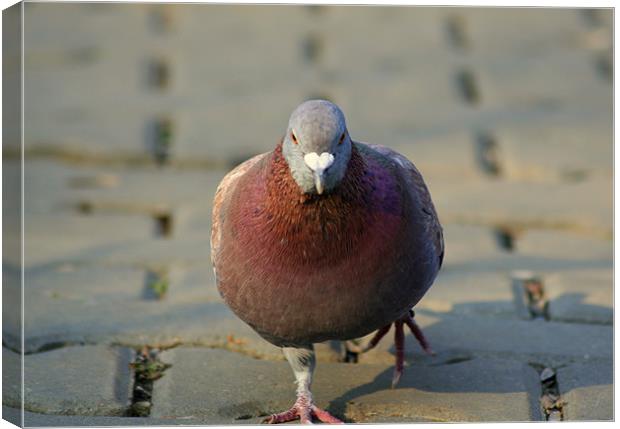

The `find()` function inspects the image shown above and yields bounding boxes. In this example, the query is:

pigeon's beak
[314,171,325,195]
[304,152,335,196]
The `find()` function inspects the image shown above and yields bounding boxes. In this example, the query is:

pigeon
[211,100,443,424]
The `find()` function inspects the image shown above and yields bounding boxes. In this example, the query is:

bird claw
[263,403,342,424]
[391,368,402,389]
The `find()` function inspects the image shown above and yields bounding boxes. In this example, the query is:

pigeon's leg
[263,346,342,424]
[351,309,434,388]
[403,310,434,355]
[344,324,391,355]
[361,324,392,352]
[392,320,405,388]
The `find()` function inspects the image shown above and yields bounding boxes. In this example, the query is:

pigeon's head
[282,99,352,195]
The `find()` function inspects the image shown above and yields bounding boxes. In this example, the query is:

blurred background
[2,3,613,424]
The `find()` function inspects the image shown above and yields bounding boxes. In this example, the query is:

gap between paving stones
[12,311,612,364]
[442,217,611,241]
[530,364,565,421]
[12,260,612,362]
[127,346,171,417]
[10,335,610,372]
[4,146,249,170]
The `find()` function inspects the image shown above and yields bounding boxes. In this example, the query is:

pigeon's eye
[291,132,298,144]
[338,132,346,145]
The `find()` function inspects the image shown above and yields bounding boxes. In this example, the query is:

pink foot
[263,397,342,424]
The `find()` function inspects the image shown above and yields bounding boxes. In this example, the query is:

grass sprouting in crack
[128,346,171,417]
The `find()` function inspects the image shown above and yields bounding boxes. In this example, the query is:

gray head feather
[282,100,352,195]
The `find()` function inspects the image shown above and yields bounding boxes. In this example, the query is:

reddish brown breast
[216,144,429,346]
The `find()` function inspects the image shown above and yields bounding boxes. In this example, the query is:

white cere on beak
[304,152,334,173]
[304,152,334,195]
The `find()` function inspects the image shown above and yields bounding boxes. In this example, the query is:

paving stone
[151,347,293,423]
[439,224,503,270]
[437,224,609,275]
[2,347,22,410]
[22,160,225,214]
[2,2,22,151]
[557,361,613,421]
[341,357,543,422]
[435,177,612,239]
[330,71,467,147]
[20,161,222,255]
[173,6,316,90]
[460,8,586,53]
[174,266,219,304]
[320,6,447,70]
[23,92,163,158]
[2,346,133,416]
[3,258,22,350]
[572,10,613,51]
[516,229,612,262]
[406,88,612,154]
[23,3,147,51]
[3,406,205,427]
[152,347,541,423]
[23,213,153,269]
[389,129,484,181]
[172,95,300,164]
[3,161,22,269]
[61,235,209,269]
[418,270,517,319]
[476,53,610,113]
[2,406,21,427]
[542,269,612,325]
[496,117,612,182]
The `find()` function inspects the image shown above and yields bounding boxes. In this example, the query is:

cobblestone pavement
[2,3,613,426]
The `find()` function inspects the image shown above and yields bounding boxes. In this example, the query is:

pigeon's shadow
[549,292,613,323]
[323,296,612,421]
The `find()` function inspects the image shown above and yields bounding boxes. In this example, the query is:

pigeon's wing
[211,153,269,269]
[365,143,444,268]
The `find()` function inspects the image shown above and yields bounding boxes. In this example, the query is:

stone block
[496,118,612,182]
[2,406,206,427]
[543,269,612,325]
[516,229,612,262]
[23,213,153,269]
[557,361,613,421]
[460,8,585,53]
[419,270,517,319]
[2,346,133,416]
[435,178,612,239]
